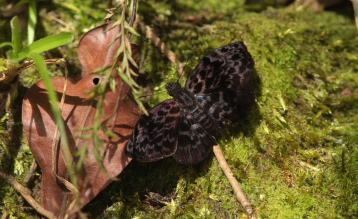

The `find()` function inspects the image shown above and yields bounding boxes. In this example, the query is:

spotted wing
[186,42,255,94]
[195,85,255,127]
[173,116,217,164]
[126,100,181,162]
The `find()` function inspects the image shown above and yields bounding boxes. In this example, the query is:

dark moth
[126,42,255,164]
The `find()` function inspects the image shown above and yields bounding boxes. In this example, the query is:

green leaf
[118,71,131,85]
[10,16,22,57]
[28,0,37,44]
[109,77,116,92]
[126,49,138,68]
[105,129,118,138]
[0,42,13,49]
[28,53,62,133]
[124,22,140,36]
[114,43,124,57]
[19,32,73,60]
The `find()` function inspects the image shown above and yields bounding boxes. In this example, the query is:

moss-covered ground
[1,0,357,218]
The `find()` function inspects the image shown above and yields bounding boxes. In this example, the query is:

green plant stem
[29,52,78,190]
[28,0,37,44]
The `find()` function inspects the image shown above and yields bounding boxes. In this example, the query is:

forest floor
[1,0,358,218]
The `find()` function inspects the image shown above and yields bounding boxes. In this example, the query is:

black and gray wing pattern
[174,117,217,164]
[187,42,255,127]
[126,42,255,164]
[186,42,255,94]
[126,100,181,162]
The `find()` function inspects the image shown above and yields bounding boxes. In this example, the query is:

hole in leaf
[93,78,100,85]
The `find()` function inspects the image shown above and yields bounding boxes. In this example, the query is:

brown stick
[351,0,358,29]
[23,161,38,185]
[0,170,58,219]
[213,145,258,219]
[137,17,183,69]
[1,211,9,219]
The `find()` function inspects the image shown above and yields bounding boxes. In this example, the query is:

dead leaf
[22,21,141,217]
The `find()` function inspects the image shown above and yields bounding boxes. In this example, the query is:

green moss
[1,0,358,218]
[115,3,358,219]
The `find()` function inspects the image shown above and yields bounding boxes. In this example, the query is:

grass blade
[28,0,37,44]
[29,52,76,187]
[20,32,73,57]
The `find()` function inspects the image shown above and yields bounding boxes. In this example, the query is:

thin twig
[0,170,58,219]
[351,0,358,29]
[213,145,258,219]
[47,11,72,30]
[16,58,66,75]
[23,161,38,185]
[1,211,9,219]
[137,17,183,69]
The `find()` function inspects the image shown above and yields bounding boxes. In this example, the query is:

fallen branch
[213,145,258,219]
[0,170,57,219]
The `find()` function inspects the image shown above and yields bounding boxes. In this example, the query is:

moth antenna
[139,90,166,98]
